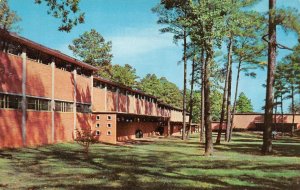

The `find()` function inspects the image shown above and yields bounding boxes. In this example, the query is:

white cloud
[108,27,177,58]
[55,27,178,64]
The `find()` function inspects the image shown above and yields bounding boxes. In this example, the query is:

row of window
[0,94,22,109]
[0,94,91,113]
[96,115,112,120]
[96,123,112,128]
[95,130,111,136]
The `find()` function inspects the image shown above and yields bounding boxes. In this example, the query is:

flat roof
[0,29,98,72]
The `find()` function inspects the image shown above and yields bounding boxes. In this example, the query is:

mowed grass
[0,132,300,190]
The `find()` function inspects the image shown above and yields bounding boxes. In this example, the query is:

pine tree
[188,0,231,155]
[35,0,85,32]
[236,92,254,113]
[110,64,139,88]
[262,0,300,154]
[152,1,191,140]
[0,0,21,32]
[69,29,113,77]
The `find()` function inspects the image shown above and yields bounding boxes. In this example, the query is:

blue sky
[8,0,300,112]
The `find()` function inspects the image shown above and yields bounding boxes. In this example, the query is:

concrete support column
[104,84,107,111]
[73,69,77,138]
[21,47,27,146]
[167,119,171,137]
[51,59,55,143]
[116,88,119,112]
[126,91,128,113]
[90,75,93,111]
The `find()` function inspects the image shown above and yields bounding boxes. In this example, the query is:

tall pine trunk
[216,37,232,144]
[204,44,213,156]
[281,93,284,135]
[262,0,276,154]
[187,52,196,139]
[226,67,233,141]
[200,48,205,142]
[291,70,295,136]
[225,37,233,142]
[182,29,187,140]
[229,60,242,142]
[274,97,277,129]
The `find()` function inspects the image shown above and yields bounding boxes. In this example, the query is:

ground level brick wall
[170,123,182,135]
[117,122,159,141]
[92,113,117,144]
[54,112,74,142]
[26,111,52,146]
[0,110,22,148]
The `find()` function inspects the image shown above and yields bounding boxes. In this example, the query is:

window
[107,115,112,120]
[54,101,73,112]
[93,81,105,89]
[76,103,91,113]
[107,123,112,128]
[96,131,100,136]
[107,85,116,92]
[27,97,50,111]
[8,95,22,109]
[0,94,22,110]
[65,102,73,112]
[96,123,100,128]
[107,131,112,136]
[96,115,100,120]
[27,98,37,110]
[0,94,5,108]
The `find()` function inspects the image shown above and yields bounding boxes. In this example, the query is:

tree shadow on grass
[2,134,300,190]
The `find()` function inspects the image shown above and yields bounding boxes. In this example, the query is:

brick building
[0,30,187,148]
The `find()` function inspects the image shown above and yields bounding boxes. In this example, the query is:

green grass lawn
[0,132,300,190]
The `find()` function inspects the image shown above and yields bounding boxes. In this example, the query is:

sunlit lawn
[0,132,300,189]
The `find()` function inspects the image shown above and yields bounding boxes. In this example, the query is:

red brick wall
[140,99,146,115]
[211,122,227,131]
[26,111,52,146]
[128,94,135,114]
[77,113,92,130]
[107,91,117,111]
[54,112,74,142]
[92,113,116,144]
[118,92,127,113]
[117,122,158,141]
[26,60,52,98]
[54,68,74,101]
[136,98,141,114]
[76,75,91,103]
[0,109,22,148]
[92,87,105,112]
[0,52,22,94]
[211,114,263,131]
[170,123,182,134]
